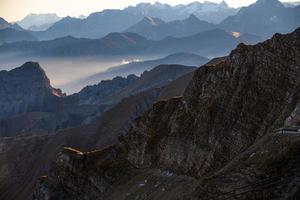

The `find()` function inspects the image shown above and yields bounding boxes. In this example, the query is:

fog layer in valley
[0,55,159,94]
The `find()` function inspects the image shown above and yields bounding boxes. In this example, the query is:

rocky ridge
[0,63,195,137]
[33,28,300,199]
[0,62,63,118]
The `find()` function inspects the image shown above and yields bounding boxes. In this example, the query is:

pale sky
[0,0,298,22]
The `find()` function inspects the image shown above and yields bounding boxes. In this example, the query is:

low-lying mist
[0,55,159,94]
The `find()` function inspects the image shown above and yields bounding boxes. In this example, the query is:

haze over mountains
[0,27,298,200]
[0,0,298,94]
[220,0,300,37]
[0,0,300,199]
[126,14,217,40]
[0,28,260,59]
[17,13,62,31]
[23,1,238,40]
[63,53,209,93]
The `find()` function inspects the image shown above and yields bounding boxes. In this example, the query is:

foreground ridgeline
[33,28,300,200]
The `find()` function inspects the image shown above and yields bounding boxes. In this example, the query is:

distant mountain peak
[0,17,10,29]
[186,14,200,22]
[220,1,229,7]
[255,0,283,7]
[13,62,48,79]
[153,2,170,9]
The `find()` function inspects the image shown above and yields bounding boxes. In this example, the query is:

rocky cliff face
[127,29,300,176]
[0,62,63,118]
[33,28,300,200]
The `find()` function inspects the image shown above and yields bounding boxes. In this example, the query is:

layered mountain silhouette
[0,17,38,44]
[31,27,300,200]
[0,61,195,137]
[0,1,300,200]
[126,14,216,40]
[63,53,208,93]
[28,1,238,40]
[17,13,62,31]
[0,17,10,29]
[0,62,63,118]
[0,28,37,44]
[220,0,300,38]
[0,29,261,58]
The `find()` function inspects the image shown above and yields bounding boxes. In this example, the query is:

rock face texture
[127,29,300,176]
[0,62,63,118]
[33,28,300,199]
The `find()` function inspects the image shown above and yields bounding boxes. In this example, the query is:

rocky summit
[32,28,300,200]
[0,62,63,118]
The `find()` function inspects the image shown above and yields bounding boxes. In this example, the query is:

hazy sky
[0,0,299,22]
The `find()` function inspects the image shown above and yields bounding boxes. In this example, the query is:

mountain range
[126,14,216,40]
[17,13,62,31]
[63,52,209,93]
[28,1,237,40]
[0,17,38,44]
[0,0,298,46]
[0,8,299,198]
[0,28,261,59]
[220,0,300,38]
[28,27,300,200]
[0,61,195,137]
[16,0,297,41]
[0,28,37,45]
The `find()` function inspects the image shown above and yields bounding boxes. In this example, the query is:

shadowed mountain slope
[0,62,63,118]
[33,28,300,200]
[0,63,195,137]
[0,64,196,200]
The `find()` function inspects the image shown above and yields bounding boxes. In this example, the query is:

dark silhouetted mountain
[32,27,300,200]
[0,64,196,200]
[220,0,300,38]
[126,14,216,40]
[0,29,257,58]
[0,17,24,31]
[73,64,196,106]
[0,62,63,118]
[103,64,196,105]
[65,53,208,93]
[0,28,37,44]
[0,62,195,138]
[17,13,62,31]
[0,17,10,29]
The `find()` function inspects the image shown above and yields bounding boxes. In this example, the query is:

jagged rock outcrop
[0,62,63,118]
[32,28,300,200]
[75,74,138,105]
